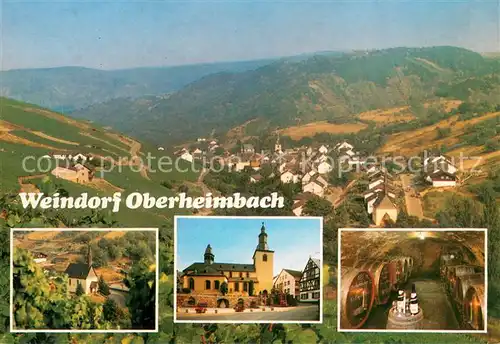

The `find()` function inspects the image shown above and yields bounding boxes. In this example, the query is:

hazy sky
[2,1,499,70]
[176,217,322,276]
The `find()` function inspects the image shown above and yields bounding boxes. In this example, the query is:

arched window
[189,278,195,290]
[214,280,220,290]
[205,280,211,290]
[263,254,268,262]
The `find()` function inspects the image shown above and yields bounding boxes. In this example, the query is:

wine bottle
[410,283,419,315]
[396,289,405,313]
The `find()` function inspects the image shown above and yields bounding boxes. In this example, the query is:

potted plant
[195,302,208,314]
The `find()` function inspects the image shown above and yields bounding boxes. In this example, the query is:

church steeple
[87,244,93,267]
[274,134,282,153]
[257,222,269,250]
[204,244,214,265]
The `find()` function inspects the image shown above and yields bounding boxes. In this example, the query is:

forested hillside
[72,46,500,145]
[0,59,275,112]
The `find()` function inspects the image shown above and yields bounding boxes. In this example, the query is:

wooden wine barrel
[340,268,376,329]
[454,273,484,305]
[440,256,459,278]
[463,284,485,331]
[387,307,424,330]
[390,257,411,285]
[408,257,414,276]
[389,259,403,288]
[356,260,393,305]
[447,265,478,293]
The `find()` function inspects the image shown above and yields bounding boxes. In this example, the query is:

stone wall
[177,292,260,308]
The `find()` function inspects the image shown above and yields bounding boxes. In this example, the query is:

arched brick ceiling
[340,230,485,267]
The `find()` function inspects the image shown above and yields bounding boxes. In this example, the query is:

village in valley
[172,133,463,227]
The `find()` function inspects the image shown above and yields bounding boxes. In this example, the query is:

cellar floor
[363,278,460,330]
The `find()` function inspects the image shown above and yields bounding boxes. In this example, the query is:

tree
[76,281,85,296]
[220,282,228,296]
[178,184,189,193]
[98,276,110,296]
[12,248,109,330]
[302,197,333,217]
[103,298,119,323]
[125,258,156,329]
[248,281,254,296]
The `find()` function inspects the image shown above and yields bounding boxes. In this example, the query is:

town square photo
[174,216,323,323]
[10,228,158,332]
[338,228,486,333]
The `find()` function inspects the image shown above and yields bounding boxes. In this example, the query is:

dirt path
[10,105,91,130]
[79,131,130,155]
[84,133,151,180]
[194,168,217,215]
[18,174,46,193]
[128,139,150,180]
[87,178,125,193]
[333,179,358,209]
[0,131,58,149]
[30,131,79,145]
[401,174,424,219]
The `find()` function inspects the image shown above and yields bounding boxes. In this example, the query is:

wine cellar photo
[338,229,486,332]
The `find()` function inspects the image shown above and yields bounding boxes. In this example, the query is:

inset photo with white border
[174,216,323,323]
[338,228,487,333]
[10,228,159,333]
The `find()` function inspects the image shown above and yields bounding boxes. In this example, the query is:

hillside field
[0,97,199,226]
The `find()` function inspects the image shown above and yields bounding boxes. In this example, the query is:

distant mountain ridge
[0,59,278,112]
[71,46,500,145]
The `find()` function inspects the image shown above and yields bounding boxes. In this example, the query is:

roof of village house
[307,174,327,188]
[424,160,457,175]
[292,193,316,209]
[373,193,397,209]
[284,269,303,279]
[425,154,454,164]
[368,170,394,181]
[242,144,254,150]
[426,169,458,181]
[64,263,93,279]
[311,258,321,268]
[301,257,321,274]
[251,174,263,181]
[282,169,299,176]
[365,183,397,196]
[365,188,396,203]
[294,192,315,201]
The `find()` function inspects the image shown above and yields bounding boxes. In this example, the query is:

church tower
[274,134,282,154]
[87,244,93,267]
[204,244,214,265]
[253,222,274,293]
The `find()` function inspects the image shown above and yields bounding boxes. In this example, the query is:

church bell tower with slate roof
[87,244,93,267]
[253,222,274,293]
[204,244,214,265]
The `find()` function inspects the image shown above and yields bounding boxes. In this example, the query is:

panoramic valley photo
[338,229,486,332]
[11,229,158,331]
[1,0,500,342]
